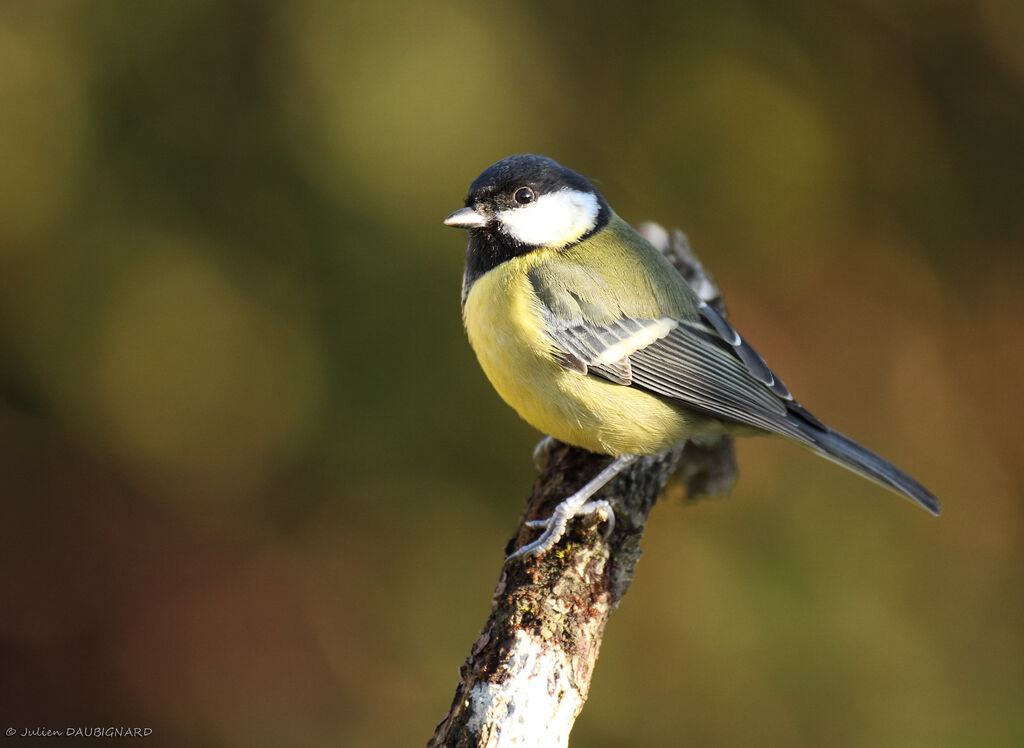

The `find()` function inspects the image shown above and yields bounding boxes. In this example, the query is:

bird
[444,154,940,559]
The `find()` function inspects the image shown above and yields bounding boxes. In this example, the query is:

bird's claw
[508,499,615,561]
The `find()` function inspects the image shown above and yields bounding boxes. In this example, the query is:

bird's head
[444,154,609,250]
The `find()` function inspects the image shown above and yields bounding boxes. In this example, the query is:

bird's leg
[507,454,638,561]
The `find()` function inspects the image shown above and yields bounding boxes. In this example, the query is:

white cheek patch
[496,188,600,248]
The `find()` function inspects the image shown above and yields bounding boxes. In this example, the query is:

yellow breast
[462,252,717,456]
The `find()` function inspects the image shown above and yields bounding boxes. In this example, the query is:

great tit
[445,154,940,559]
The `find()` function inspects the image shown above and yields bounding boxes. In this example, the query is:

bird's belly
[463,269,718,455]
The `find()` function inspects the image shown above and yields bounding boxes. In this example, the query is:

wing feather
[629,328,805,438]
[534,301,813,438]
[697,301,793,400]
[527,253,813,439]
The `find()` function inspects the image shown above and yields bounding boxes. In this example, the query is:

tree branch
[429,224,738,748]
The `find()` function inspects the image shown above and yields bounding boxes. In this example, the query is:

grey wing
[535,283,823,440]
[544,315,679,386]
[528,263,680,386]
[627,304,823,439]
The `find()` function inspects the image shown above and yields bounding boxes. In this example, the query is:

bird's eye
[514,187,535,205]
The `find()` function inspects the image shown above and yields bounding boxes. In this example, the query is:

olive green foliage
[1,1,1022,746]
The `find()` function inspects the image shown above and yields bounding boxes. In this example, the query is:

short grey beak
[443,207,487,229]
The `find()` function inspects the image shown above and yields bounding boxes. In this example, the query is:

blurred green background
[1,1,1022,746]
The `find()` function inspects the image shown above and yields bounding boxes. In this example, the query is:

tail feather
[796,423,940,516]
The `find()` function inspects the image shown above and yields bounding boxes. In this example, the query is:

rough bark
[428,224,738,748]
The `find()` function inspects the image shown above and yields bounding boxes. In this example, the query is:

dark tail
[796,423,940,516]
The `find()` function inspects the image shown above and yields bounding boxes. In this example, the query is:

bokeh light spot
[94,243,324,502]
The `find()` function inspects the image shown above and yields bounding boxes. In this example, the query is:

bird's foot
[507,454,636,561]
[509,500,614,560]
